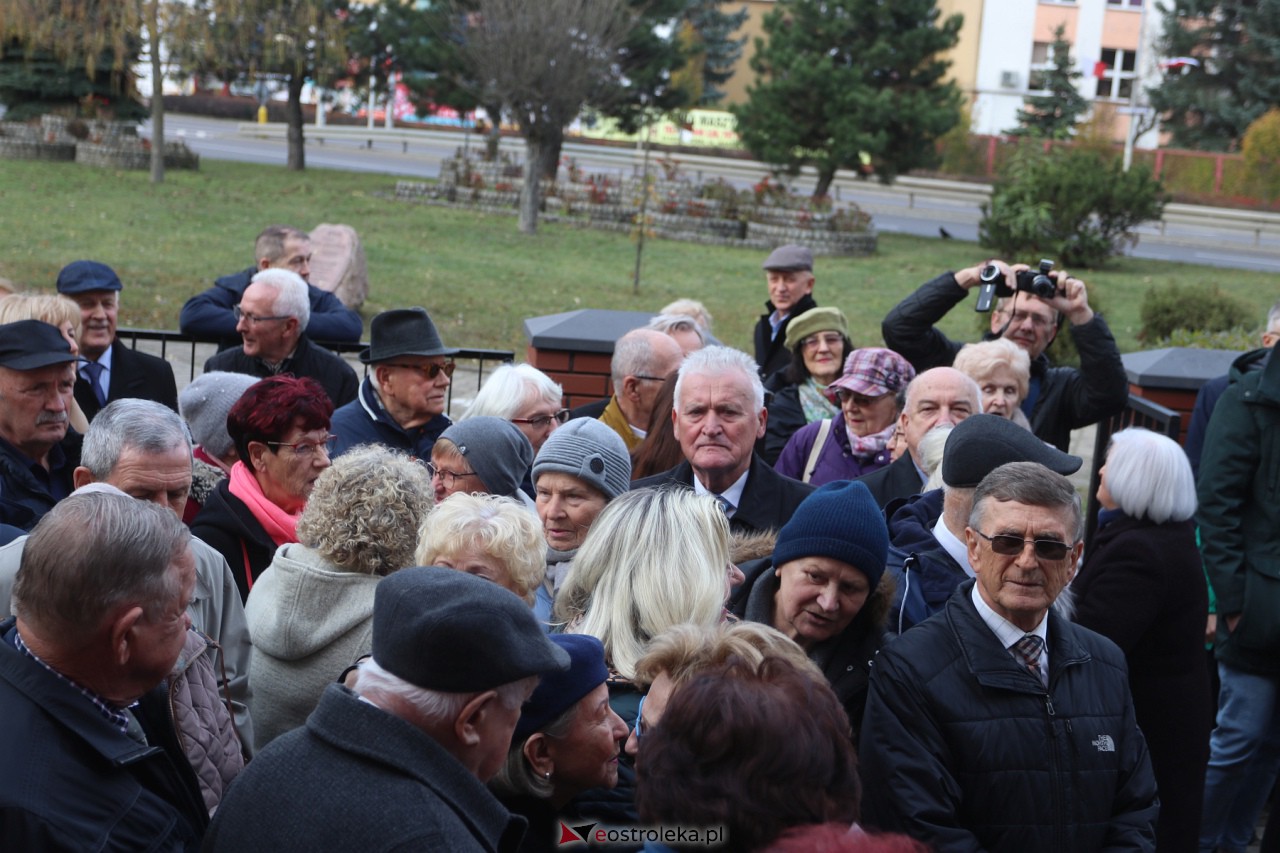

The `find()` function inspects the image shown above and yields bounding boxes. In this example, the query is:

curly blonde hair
[295,445,433,575]
[416,492,546,604]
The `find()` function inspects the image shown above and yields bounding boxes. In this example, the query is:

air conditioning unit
[1000,71,1020,89]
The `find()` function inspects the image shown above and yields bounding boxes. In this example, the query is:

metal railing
[1083,392,1182,552]
[116,326,514,411]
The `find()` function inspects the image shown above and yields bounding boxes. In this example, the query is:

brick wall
[526,345,614,409]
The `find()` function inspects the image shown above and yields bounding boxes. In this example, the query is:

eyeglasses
[511,408,570,429]
[426,460,477,487]
[232,306,291,325]
[836,388,887,407]
[800,333,844,351]
[995,309,1055,329]
[632,374,667,383]
[633,694,648,742]
[385,361,456,381]
[975,530,1072,561]
[266,434,336,459]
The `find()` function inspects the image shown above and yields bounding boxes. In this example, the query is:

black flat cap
[372,566,570,692]
[360,307,459,364]
[0,320,78,370]
[942,414,1082,488]
[56,260,123,294]
[762,244,813,272]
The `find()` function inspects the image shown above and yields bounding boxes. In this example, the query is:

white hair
[249,268,311,327]
[461,363,563,421]
[647,313,705,345]
[354,657,534,723]
[1104,428,1197,524]
[919,423,954,492]
[674,346,764,413]
[660,298,713,331]
[1268,298,1280,334]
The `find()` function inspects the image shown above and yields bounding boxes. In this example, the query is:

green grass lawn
[1,157,1275,356]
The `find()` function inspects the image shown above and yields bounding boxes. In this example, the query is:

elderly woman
[0,293,90,434]
[1072,428,1210,853]
[953,338,1032,429]
[430,416,535,508]
[244,445,432,750]
[191,375,334,602]
[178,371,260,524]
[553,487,735,824]
[462,363,567,457]
[761,307,853,464]
[416,492,546,605]
[530,418,631,623]
[635,657,862,852]
[775,348,915,486]
[730,479,890,740]
[491,634,628,851]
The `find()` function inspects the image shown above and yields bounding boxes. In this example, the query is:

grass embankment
[1,157,1274,355]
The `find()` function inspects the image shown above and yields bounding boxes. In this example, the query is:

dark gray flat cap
[942,414,1082,488]
[762,244,813,272]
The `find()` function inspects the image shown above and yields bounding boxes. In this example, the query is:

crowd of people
[0,227,1276,852]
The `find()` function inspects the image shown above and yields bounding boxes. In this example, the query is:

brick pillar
[523,309,657,409]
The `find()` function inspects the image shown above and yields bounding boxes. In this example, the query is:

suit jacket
[75,340,179,422]
[856,453,924,509]
[631,454,813,535]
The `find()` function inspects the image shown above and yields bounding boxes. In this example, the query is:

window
[1107,0,1142,7]
[1029,41,1053,91]
[1095,48,1137,99]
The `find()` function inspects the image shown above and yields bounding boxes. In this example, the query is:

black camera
[974,259,1060,312]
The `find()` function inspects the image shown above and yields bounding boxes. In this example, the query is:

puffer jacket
[859,582,1158,851]
[883,490,967,635]
[170,629,243,814]
[1198,349,1280,675]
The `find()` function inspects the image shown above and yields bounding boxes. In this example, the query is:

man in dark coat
[55,260,179,422]
[0,492,209,849]
[859,462,1158,851]
[632,346,812,535]
[1197,347,1280,853]
[180,224,362,349]
[203,269,358,408]
[881,259,1128,452]
[204,566,571,853]
[753,244,818,380]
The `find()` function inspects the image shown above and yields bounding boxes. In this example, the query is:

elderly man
[882,259,1127,452]
[884,414,1082,634]
[180,224,363,347]
[593,327,684,452]
[0,493,211,846]
[856,366,981,508]
[755,244,819,379]
[633,346,812,534]
[205,566,570,851]
[55,260,180,422]
[331,307,458,461]
[203,269,358,408]
[859,462,1158,850]
[0,398,254,747]
[0,320,81,530]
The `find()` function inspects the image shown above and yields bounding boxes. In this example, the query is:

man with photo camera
[882,259,1128,451]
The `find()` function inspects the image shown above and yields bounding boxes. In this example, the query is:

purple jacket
[774,418,890,486]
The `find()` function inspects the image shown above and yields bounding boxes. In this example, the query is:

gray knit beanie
[772,479,888,589]
[179,371,260,460]
[532,418,631,501]
[439,416,533,498]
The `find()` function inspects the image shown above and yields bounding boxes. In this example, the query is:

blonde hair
[953,338,1031,403]
[556,489,730,679]
[0,292,82,335]
[416,492,546,605]
[633,622,822,689]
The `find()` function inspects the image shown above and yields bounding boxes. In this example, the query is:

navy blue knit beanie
[772,479,888,589]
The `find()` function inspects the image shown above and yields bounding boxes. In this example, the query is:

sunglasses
[385,361,456,380]
[975,530,1072,561]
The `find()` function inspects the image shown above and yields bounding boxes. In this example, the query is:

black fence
[1083,392,1182,552]
[116,327,515,412]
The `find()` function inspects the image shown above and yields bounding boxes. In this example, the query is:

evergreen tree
[1010,24,1088,140]
[1148,0,1280,151]
[0,38,144,121]
[730,0,963,197]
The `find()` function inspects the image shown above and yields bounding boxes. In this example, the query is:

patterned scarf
[798,378,840,423]
[846,421,897,462]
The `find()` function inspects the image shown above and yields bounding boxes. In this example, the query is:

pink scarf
[227,461,301,547]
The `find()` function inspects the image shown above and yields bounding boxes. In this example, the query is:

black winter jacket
[753,293,817,380]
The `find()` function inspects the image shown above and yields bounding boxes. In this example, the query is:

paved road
[155,114,1280,272]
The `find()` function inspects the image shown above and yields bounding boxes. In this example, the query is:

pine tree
[1010,24,1088,140]
[730,0,963,197]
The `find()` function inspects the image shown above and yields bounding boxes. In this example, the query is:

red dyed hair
[227,375,333,471]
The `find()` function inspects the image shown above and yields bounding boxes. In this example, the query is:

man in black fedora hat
[330,307,460,461]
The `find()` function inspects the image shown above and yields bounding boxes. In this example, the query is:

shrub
[980,146,1167,267]
[1241,109,1280,204]
[1139,283,1254,342]
[1158,326,1259,351]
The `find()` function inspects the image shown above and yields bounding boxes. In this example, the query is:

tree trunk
[540,125,564,181]
[813,166,835,200]
[484,102,502,161]
[286,73,306,171]
[147,0,165,185]
[519,136,544,234]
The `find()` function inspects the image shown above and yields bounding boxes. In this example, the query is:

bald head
[611,328,684,430]
[898,367,981,465]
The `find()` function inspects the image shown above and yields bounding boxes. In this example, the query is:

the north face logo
[1092,734,1115,752]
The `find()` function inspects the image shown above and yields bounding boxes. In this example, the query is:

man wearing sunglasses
[330,307,459,462]
[860,461,1157,851]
